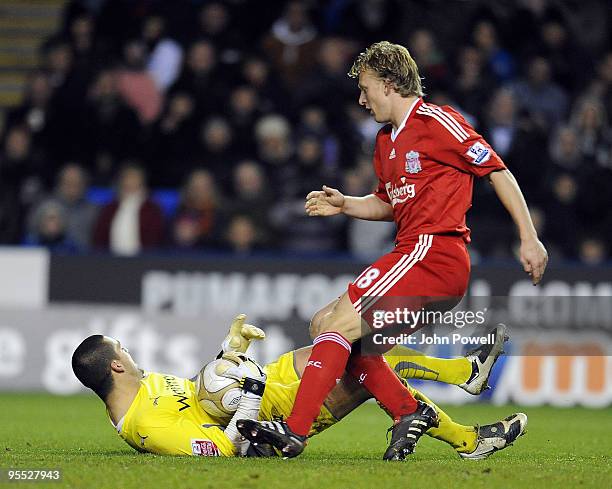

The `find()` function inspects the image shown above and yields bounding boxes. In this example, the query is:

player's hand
[219,352,266,383]
[305,185,345,216]
[221,314,266,353]
[519,237,548,285]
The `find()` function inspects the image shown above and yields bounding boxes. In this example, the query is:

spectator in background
[226,86,261,155]
[269,196,345,254]
[171,169,224,250]
[408,29,448,92]
[25,200,78,253]
[80,70,142,183]
[549,125,582,172]
[240,56,285,113]
[171,40,223,116]
[268,137,345,254]
[225,215,262,255]
[195,2,244,65]
[42,40,89,165]
[0,125,42,209]
[5,73,57,184]
[569,97,611,166]
[93,163,164,255]
[452,46,496,124]
[482,87,548,203]
[297,37,354,110]
[27,163,97,251]
[549,111,611,248]
[64,12,99,80]
[344,163,394,259]
[512,56,569,130]
[325,0,400,45]
[538,18,586,93]
[43,39,91,126]
[150,91,198,186]
[472,20,515,83]
[115,39,162,124]
[0,126,38,243]
[297,105,329,139]
[199,117,239,187]
[143,15,183,92]
[0,185,21,244]
[483,88,517,159]
[231,160,272,238]
[543,173,579,259]
[344,102,380,151]
[262,1,319,89]
[254,114,295,197]
[578,237,607,265]
[594,53,612,126]
[294,135,337,197]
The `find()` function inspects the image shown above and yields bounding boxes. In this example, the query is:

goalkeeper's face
[107,337,145,378]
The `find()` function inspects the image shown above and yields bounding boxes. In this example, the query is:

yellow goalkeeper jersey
[112,352,337,457]
[113,372,236,457]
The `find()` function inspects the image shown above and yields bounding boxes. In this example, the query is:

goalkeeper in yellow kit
[71,315,526,459]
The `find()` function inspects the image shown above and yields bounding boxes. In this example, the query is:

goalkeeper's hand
[221,314,265,354]
[218,351,266,387]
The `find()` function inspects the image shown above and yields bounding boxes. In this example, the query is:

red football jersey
[372,98,506,247]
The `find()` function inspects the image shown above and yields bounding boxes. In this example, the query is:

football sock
[407,384,477,453]
[286,332,351,436]
[383,345,473,385]
[346,352,417,420]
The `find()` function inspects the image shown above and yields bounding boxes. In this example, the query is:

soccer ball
[196,356,260,419]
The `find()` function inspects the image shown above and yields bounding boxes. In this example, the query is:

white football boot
[459,324,508,395]
[460,413,528,460]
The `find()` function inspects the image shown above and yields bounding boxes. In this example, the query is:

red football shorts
[348,234,470,322]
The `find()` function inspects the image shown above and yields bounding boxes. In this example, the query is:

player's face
[105,337,144,378]
[358,70,390,123]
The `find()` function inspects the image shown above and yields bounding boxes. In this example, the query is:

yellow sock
[407,384,477,454]
[384,345,472,385]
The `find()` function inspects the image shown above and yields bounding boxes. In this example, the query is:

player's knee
[309,315,322,339]
[317,311,361,343]
[309,300,338,339]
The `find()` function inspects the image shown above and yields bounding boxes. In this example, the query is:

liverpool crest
[405,150,421,174]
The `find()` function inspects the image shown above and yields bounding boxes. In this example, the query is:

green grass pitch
[0,394,610,489]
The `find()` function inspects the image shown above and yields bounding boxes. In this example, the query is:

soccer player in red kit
[238,41,548,460]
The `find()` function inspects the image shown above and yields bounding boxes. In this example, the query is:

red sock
[286,332,352,436]
[347,353,417,420]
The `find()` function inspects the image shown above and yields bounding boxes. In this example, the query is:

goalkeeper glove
[217,351,266,384]
[223,355,266,451]
[220,314,265,354]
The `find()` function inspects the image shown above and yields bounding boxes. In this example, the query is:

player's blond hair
[348,41,424,97]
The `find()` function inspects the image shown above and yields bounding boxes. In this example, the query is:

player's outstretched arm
[305,185,393,221]
[488,169,548,284]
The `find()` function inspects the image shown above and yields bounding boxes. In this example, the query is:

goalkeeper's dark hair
[72,335,118,401]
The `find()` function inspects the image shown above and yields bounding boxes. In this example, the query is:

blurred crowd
[0,0,611,263]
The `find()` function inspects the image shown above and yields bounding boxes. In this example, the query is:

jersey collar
[391,97,422,142]
[107,408,125,433]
